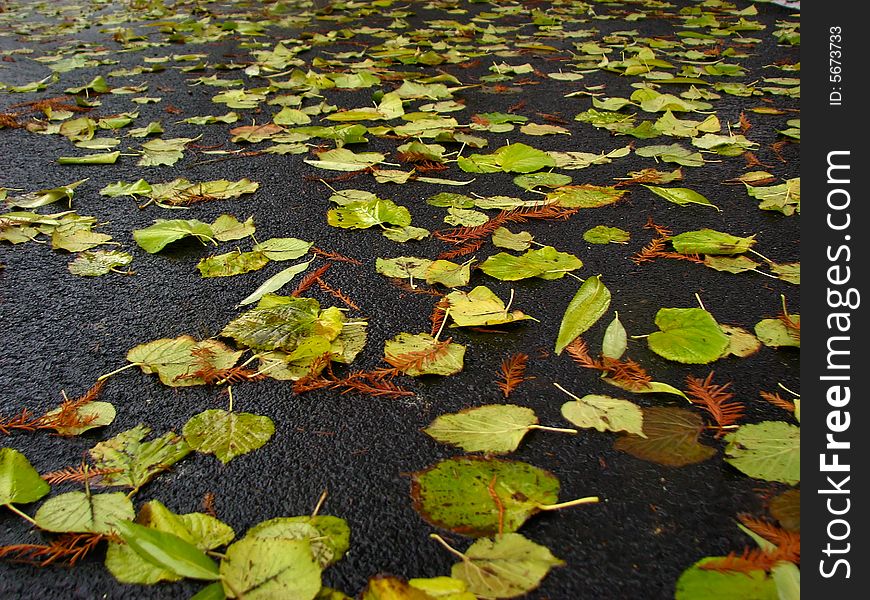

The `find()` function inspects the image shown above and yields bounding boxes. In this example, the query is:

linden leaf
[647,308,729,364]
[245,515,350,569]
[34,491,134,534]
[723,421,800,485]
[183,410,275,464]
[0,448,50,506]
[89,424,192,490]
[423,405,543,453]
[559,391,645,437]
[614,407,716,467]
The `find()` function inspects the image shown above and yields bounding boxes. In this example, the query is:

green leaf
[446,286,535,327]
[583,226,630,245]
[220,297,326,352]
[384,333,465,377]
[411,456,560,536]
[675,557,777,600]
[745,178,800,215]
[100,179,153,198]
[115,520,221,581]
[382,225,430,242]
[34,491,134,534]
[409,577,475,600]
[126,336,243,387]
[647,308,729,364]
[512,172,572,191]
[252,238,312,261]
[635,144,704,167]
[425,260,472,288]
[236,259,315,306]
[361,576,436,600]
[560,392,644,437]
[89,424,192,490]
[772,561,800,600]
[305,148,385,171]
[220,537,322,600]
[614,407,716,467]
[643,185,719,211]
[491,227,533,251]
[191,583,228,600]
[57,151,121,165]
[133,219,216,253]
[376,257,434,282]
[69,249,134,277]
[6,179,87,209]
[245,515,350,568]
[212,215,256,242]
[42,399,116,435]
[198,251,270,278]
[670,229,756,255]
[327,199,411,230]
[601,313,627,359]
[480,246,583,281]
[770,262,800,285]
[449,533,564,599]
[458,143,555,174]
[183,409,276,464]
[443,207,488,227]
[545,184,625,208]
[555,275,611,354]
[423,405,545,454]
[723,421,800,484]
[755,317,800,348]
[0,448,50,506]
[703,255,761,274]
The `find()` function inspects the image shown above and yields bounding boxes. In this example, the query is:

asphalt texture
[0,1,800,598]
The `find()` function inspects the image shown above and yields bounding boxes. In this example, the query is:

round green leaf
[411,456,560,536]
[560,394,644,437]
[220,537,322,600]
[183,409,275,464]
[246,515,350,568]
[647,308,729,364]
[723,421,800,485]
[0,448,50,506]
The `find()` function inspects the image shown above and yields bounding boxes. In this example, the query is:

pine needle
[685,371,745,434]
[496,353,530,398]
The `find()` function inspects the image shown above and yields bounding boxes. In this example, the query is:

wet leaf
[34,491,134,534]
[328,199,411,230]
[183,409,275,464]
[754,317,800,348]
[723,421,800,485]
[446,286,535,327]
[409,577,475,600]
[425,259,472,288]
[772,562,800,600]
[43,400,116,435]
[670,230,756,255]
[423,405,541,453]
[647,308,729,364]
[133,219,216,253]
[376,257,433,282]
[384,333,465,377]
[583,226,630,245]
[138,137,197,167]
[361,576,436,600]
[560,392,644,437]
[100,179,153,198]
[545,184,625,208]
[769,489,800,532]
[245,515,350,568]
[449,533,564,599]
[198,251,270,278]
[126,336,243,387]
[237,259,315,306]
[614,407,716,466]
[6,179,87,209]
[252,238,311,261]
[114,520,221,581]
[444,207,488,227]
[212,215,256,242]
[411,457,561,536]
[220,537,322,600]
[703,255,761,274]
[491,227,533,251]
[745,178,800,215]
[769,262,799,285]
[601,313,627,359]
[644,186,719,211]
[0,448,50,506]
[305,148,385,171]
[89,425,191,491]
[220,297,330,352]
[675,558,776,600]
[458,143,555,174]
[480,246,582,281]
[555,275,611,354]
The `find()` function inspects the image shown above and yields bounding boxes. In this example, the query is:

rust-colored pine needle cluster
[564,338,652,391]
[632,218,704,265]
[0,381,105,436]
[700,515,800,574]
[311,247,363,266]
[383,338,454,376]
[0,533,105,567]
[685,372,745,434]
[41,464,122,486]
[760,391,796,413]
[293,354,414,400]
[433,202,579,246]
[496,353,531,398]
[429,297,451,337]
[291,262,333,297]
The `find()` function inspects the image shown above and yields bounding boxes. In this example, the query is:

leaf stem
[96,362,140,382]
[4,503,38,526]
[227,386,234,413]
[434,307,450,342]
[429,533,466,561]
[537,496,600,511]
[694,292,706,311]
[777,382,800,398]
[553,382,581,401]
[311,489,328,518]
[527,424,578,434]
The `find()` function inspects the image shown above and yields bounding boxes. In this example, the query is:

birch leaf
[647,308,729,364]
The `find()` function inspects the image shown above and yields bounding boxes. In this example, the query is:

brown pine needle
[437,239,484,260]
[564,338,652,391]
[41,464,122,486]
[685,372,744,434]
[1,382,106,436]
[701,516,800,574]
[316,278,360,310]
[429,297,451,337]
[311,247,363,266]
[496,353,530,398]
[202,492,217,517]
[388,278,444,297]
[0,533,105,567]
[760,391,796,413]
[385,338,453,374]
[291,262,333,297]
